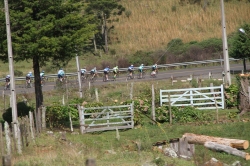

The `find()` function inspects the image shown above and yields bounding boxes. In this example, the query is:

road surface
[1,63,245,95]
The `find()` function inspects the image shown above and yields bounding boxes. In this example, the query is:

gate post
[78,105,85,134]
[131,102,134,128]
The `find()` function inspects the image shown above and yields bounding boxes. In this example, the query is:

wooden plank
[87,121,133,127]
[83,105,131,110]
[84,116,133,121]
[161,86,222,92]
[85,125,133,133]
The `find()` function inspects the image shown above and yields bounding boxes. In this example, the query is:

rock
[231,161,241,166]
[163,147,178,158]
[47,131,53,135]
[204,158,224,166]
[105,149,116,154]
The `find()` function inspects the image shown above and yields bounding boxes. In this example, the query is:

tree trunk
[204,141,250,160]
[243,58,247,73]
[33,55,43,133]
[33,55,43,109]
[182,133,249,149]
[104,14,108,53]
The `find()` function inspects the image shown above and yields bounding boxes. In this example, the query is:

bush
[2,102,34,123]
[225,84,239,108]
[156,106,213,123]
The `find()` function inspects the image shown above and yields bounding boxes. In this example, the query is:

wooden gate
[78,103,134,133]
[160,85,225,110]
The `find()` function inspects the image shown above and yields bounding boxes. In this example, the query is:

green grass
[11,120,250,166]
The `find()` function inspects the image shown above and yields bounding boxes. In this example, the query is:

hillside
[109,0,250,55]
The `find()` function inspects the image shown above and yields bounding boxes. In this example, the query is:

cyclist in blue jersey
[58,68,65,82]
[103,66,110,81]
[128,65,134,77]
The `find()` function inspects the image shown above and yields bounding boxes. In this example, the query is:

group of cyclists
[80,63,158,81]
[4,63,158,89]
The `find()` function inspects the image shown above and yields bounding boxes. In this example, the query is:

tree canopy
[229,23,250,59]
[0,0,97,110]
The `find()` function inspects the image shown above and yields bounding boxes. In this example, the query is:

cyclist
[138,64,144,78]
[26,71,33,84]
[103,66,110,81]
[151,63,158,76]
[90,67,97,79]
[128,65,134,77]
[57,68,65,82]
[5,74,10,89]
[40,71,45,86]
[113,66,119,79]
[81,67,87,77]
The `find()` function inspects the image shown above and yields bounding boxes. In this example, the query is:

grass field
[11,116,250,166]
[110,0,250,55]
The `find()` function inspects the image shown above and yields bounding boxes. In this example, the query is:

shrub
[2,102,34,123]
[156,106,213,123]
[225,84,239,108]
[125,10,132,18]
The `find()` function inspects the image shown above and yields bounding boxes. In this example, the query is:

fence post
[29,111,35,142]
[62,95,65,105]
[168,94,172,125]
[0,124,3,156]
[4,122,11,155]
[248,87,250,104]
[69,111,73,132]
[78,105,85,134]
[42,106,46,130]
[211,83,219,122]
[151,84,156,122]
[2,155,11,166]
[25,116,30,146]
[95,88,99,102]
[131,102,134,128]
[130,82,133,100]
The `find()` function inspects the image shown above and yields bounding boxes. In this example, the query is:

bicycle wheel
[90,76,96,83]
[142,72,146,79]
[42,78,46,85]
[103,75,107,82]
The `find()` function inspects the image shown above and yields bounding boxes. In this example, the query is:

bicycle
[41,76,47,86]
[113,71,119,81]
[81,74,88,83]
[150,70,157,78]
[103,73,109,82]
[137,71,145,79]
[25,79,32,88]
[4,82,10,90]
[55,76,66,89]
[127,71,134,80]
[90,74,97,83]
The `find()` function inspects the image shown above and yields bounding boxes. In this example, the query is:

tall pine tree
[0,0,96,113]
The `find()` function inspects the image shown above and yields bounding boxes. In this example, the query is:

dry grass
[109,0,250,54]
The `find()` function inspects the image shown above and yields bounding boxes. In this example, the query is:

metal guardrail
[0,58,239,82]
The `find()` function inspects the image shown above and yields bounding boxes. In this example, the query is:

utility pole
[4,0,22,153]
[76,54,83,98]
[220,0,231,85]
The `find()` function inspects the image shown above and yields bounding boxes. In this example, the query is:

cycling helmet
[141,64,144,66]
[42,71,45,73]
[29,71,32,74]
[131,64,133,67]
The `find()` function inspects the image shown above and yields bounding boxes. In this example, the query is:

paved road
[1,63,244,95]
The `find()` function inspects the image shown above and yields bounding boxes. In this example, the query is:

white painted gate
[79,103,134,133]
[160,84,225,110]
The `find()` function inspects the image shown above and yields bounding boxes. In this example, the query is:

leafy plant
[225,84,239,108]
